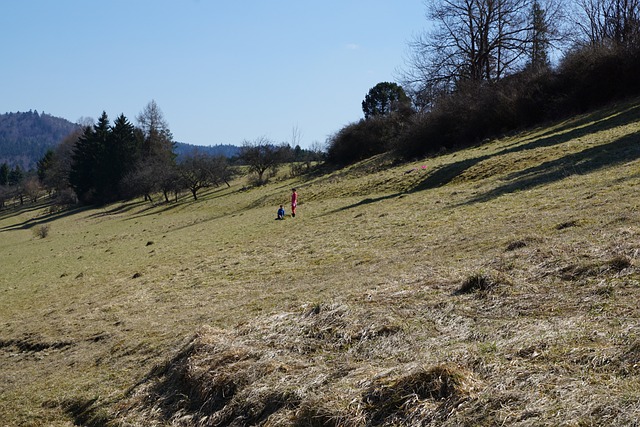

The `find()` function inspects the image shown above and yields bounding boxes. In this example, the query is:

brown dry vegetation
[1,99,640,426]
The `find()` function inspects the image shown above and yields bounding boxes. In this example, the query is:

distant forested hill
[0,111,242,170]
[0,110,80,170]
[174,142,241,160]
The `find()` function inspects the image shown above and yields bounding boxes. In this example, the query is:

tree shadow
[122,186,234,222]
[321,193,405,216]
[409,103,640,193]
[410,157,486,193]
[0,205,89,232]
[86,200,149,219]
[0,195,65,222]
[455,131,640,206]
[124,201,189,221]
[527,102,640,143]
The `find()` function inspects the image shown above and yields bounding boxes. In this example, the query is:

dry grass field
[1,99,640,426]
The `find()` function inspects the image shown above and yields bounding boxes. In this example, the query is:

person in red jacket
[291,188,298,217]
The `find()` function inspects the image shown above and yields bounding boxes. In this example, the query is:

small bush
[506,240,528,251]
[53,188,78,207]
[505,236,542,251]
[608,255,631,272]
[33,224,50,239]
[457,272,494,294]
[555,220,580,230]
[395,43,640,160]
[618,340,640,374]
[456,270,511,295]
[326,114,408,167]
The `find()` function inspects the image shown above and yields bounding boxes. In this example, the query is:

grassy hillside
[1,99,640,426]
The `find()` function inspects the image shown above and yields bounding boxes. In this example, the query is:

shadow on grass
[325,103,640,216]
[0,196,60,222]
[73,184,234,224]
[410,103,640,194]
[528,102,640,143]
[321,193,406,217]
[0,205,89,232]
[456,131,640,206]
[124,201,189,221]
[60,397,114,427]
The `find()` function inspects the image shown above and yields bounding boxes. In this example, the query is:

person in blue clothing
[276,204,285,220]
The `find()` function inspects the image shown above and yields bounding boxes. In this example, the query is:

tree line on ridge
[327,0,640,165]
[0,101,322,209]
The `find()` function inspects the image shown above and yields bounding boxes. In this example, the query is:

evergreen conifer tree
[0,163,9,186]
[69,112,141,204]
[8,165,24,186]
[37,150,55,183]
[69,112,110,204]
[108,114,139,198]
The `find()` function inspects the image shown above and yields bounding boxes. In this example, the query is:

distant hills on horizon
[0,110,80,170]
[0,110,241,170]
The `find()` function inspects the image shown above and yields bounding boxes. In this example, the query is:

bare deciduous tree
[23,177,42,203]
[240,137,285,186]
[402,0,566,107]
[134,101,177,202]
[178,153,212,201]
[407,0,530,85]
[574,0,640,47]
[136,100,174,159]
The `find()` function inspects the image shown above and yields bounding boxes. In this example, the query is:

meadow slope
[1,99,640,426]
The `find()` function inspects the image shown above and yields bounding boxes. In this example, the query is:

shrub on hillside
[394,76,549,159]
[395,43,640,160]
[53,188,78,206]
[33,224,50,239]
[326,114,407,166]
[455,270,512,295]
[555,44,640,114]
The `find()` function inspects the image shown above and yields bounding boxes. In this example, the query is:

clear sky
[1,1,428,149]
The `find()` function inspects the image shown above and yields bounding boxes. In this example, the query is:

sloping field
[1,100,640,426]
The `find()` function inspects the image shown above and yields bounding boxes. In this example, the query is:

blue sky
[1,1,428,148]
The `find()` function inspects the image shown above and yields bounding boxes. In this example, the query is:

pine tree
[529,0,551,70]
[108,114,139,198]
[8,165,24,186]
[69,112,110,204]
[37,150,55,183]
[0,163,9,186]
[69,112,142,204]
